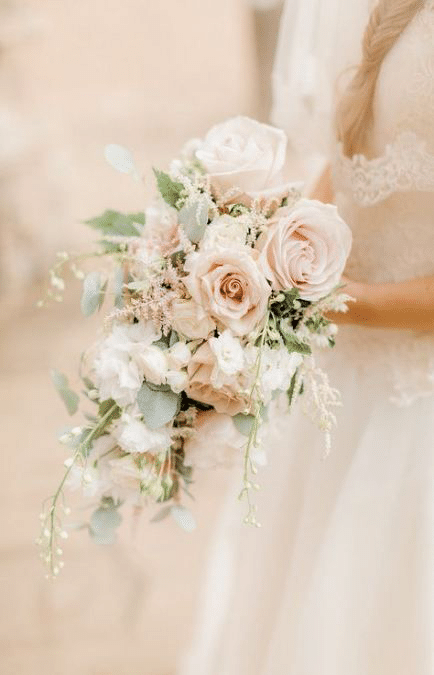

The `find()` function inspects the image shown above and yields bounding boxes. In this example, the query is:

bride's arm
[310,164,335,203]
[310,164,434,331]
[328,276,434,331]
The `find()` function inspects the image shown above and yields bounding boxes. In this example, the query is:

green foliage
[287,371,304,407]
[153,169,185,209]
[80,272,106,317]
[113,266,125,309]
[50,369,79,415]
[97,398,121,422]
[283,334,312,355]
[137,382,181,430]
[89,498,122,545]
[178,197,209,243]
[171,504,197,532]
[84,210,144,238]
[233,413,255,437]
[149,505,172,523]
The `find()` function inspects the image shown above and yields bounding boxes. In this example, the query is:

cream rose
[184,248,270,337]
[171,298,216,340]
[194,116,299,206]
[257,199,352,301]
[185,342,249,415]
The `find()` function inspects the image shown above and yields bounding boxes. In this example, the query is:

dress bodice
[329,0,434,406]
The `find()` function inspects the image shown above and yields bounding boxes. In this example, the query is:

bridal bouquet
[37,116,352,578]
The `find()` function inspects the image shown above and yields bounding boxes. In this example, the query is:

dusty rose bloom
[184,248,271,336]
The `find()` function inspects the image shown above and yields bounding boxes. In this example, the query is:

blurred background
[0,1,285,674]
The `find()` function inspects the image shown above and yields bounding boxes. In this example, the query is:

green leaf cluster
[153,169,185,209]
[84,210,144,238]
[137,382,181,430]
[268,289,312,355]
[80,271,107,317]
[89,498,122,545]
[51,369,79,415]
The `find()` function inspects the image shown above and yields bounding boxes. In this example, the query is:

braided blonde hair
[336,0,422,157]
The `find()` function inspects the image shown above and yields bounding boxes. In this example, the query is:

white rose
[171,298,216,340]
[166,369,189,393]
[167,342,191,370]
[195,116,298,206]
[209,330,245,384]
[201,215,248,250]
[257,199,352,301]
[113,415,172,454]
[137,345,169,385]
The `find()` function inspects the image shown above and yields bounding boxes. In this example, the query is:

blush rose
[257,199,352,301]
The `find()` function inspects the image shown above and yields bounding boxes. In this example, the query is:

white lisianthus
[167,341,191,370]
[92,321,162,407]
[67,435,116,498]
[200,215,248,250]
[108,455,162,501]
[171,298,216,340]
[259,346,303,404]
[166,369,189,393]
[137,345,169,385]
[113,415,172,455]
[209,330,245,384]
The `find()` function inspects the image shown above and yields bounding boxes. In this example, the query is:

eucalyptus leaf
[113,266,125,309]
[178,197,208,243]
[89,504,122,545]
[171,504,197,532]
[233,413,255,437]
[59,389,80,416]
[89,528,117,545]
[98,280,108,311]
[50,369,79,415]
[137,382,181,430]
[104,144,139,179]
[153,169,184,208]
[51,369,68,391]
[149,505,172,523]
[81,271,103,317]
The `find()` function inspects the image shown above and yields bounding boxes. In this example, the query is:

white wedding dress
[176,3,434,674]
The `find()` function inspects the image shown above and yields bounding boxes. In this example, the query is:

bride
[176,1,434,673]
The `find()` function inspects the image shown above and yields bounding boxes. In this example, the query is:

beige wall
[0,0,260,313]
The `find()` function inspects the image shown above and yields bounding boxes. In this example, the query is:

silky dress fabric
[176,4,434,674]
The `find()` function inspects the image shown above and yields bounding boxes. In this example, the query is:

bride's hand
[324,275,364,325]
[324,273,434,331]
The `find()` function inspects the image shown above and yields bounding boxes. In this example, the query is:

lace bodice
[329,0,434,407]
